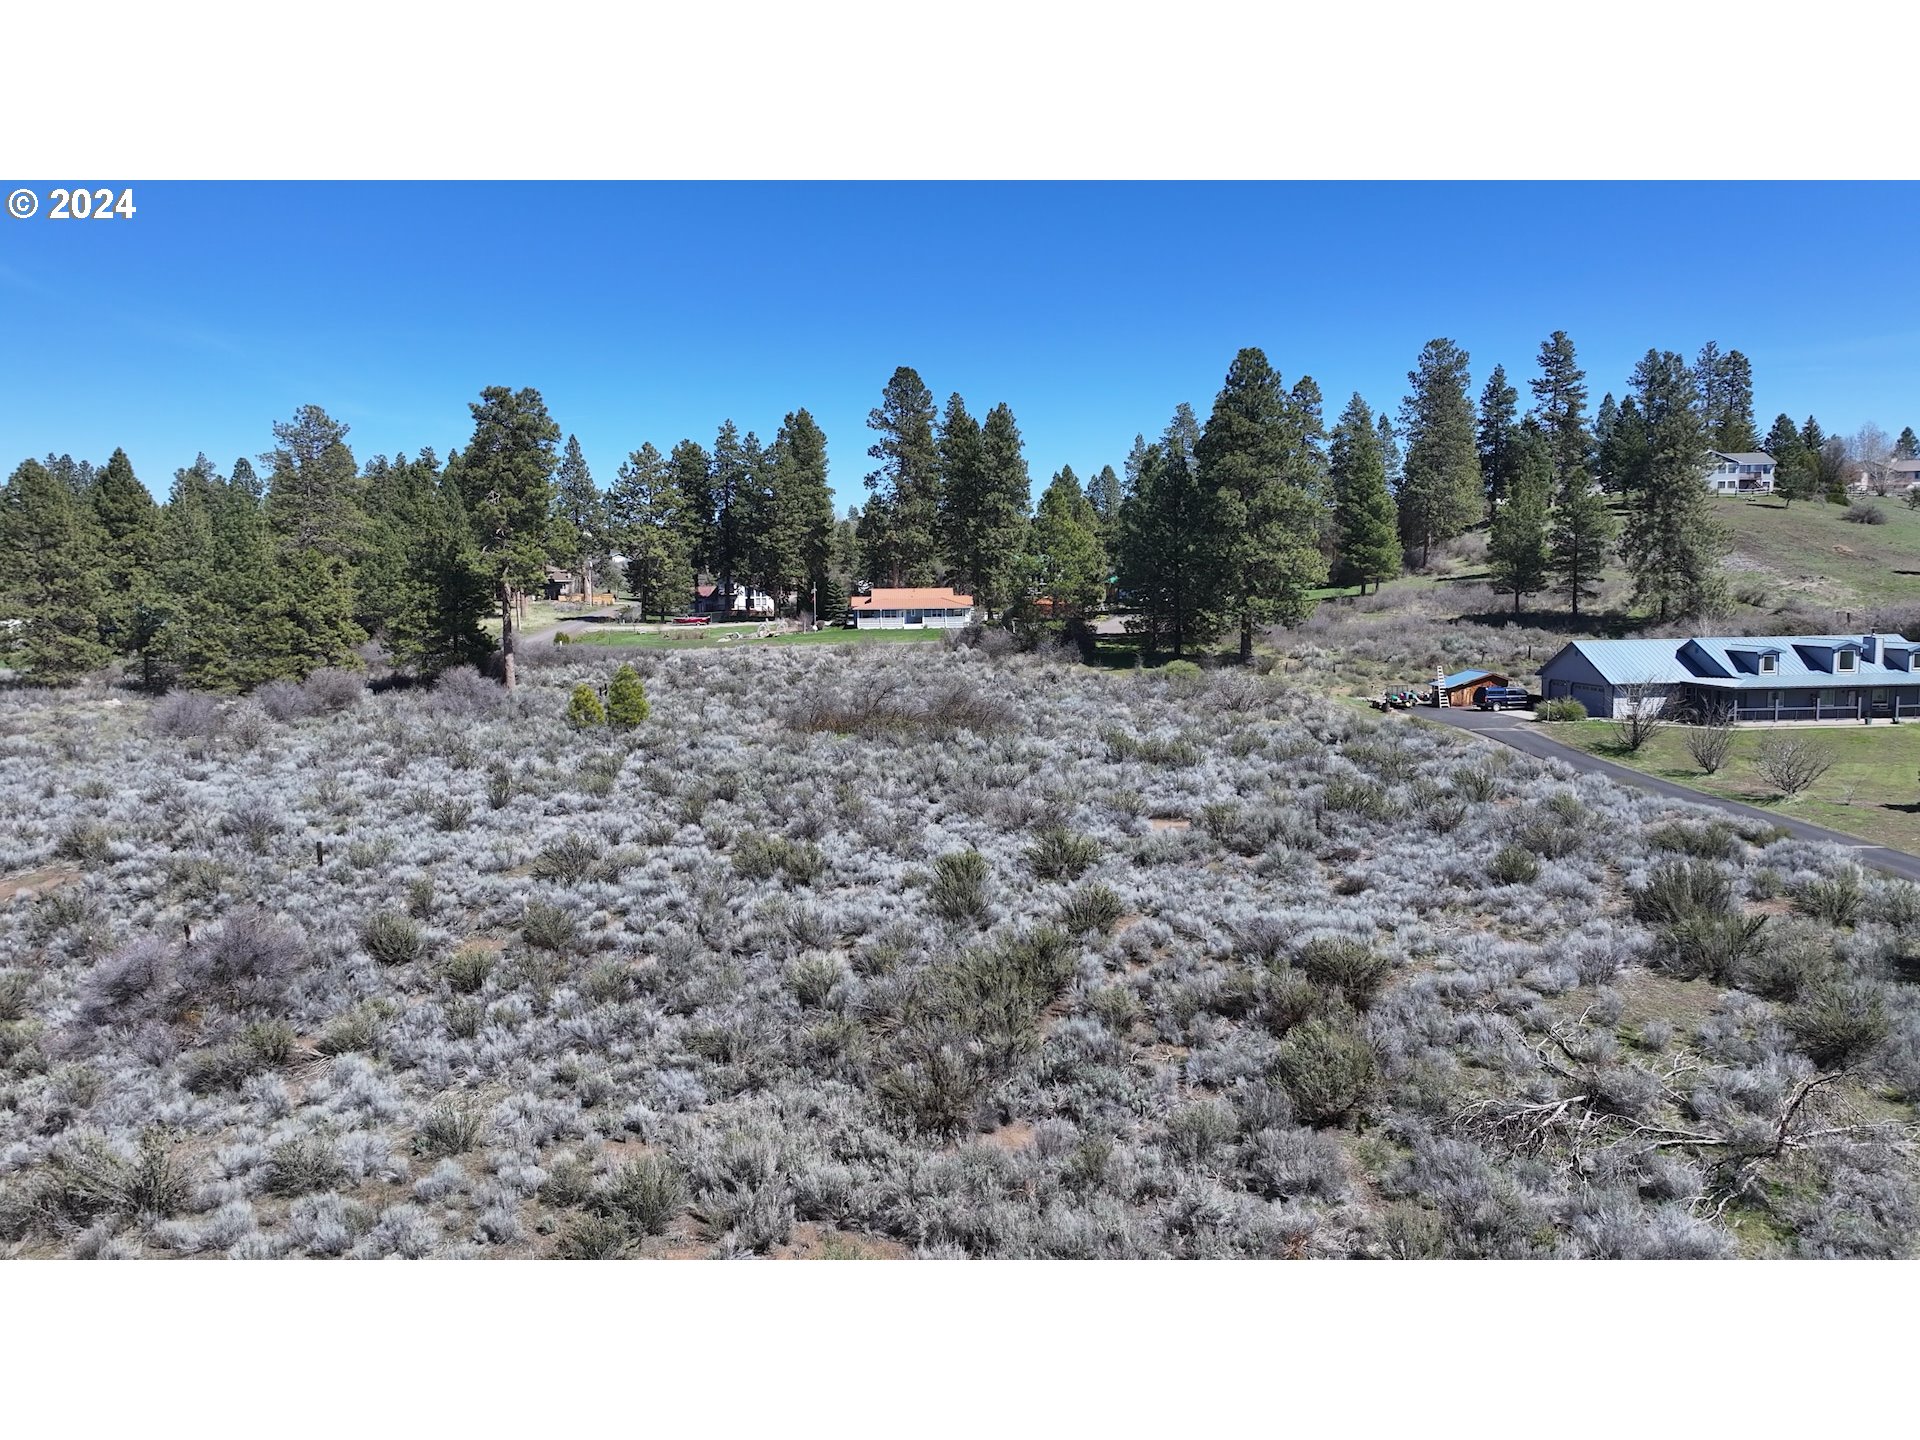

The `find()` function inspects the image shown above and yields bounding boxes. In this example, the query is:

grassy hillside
[1715,493,1920,618]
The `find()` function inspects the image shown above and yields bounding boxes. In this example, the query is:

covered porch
[1684,682,1920,723]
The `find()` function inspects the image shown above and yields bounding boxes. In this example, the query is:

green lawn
[1536,718,1920,854]
[568,625,946,651]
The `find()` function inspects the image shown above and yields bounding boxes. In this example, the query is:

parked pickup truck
[1474,685,1531,711]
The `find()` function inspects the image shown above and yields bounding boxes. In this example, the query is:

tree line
[6,347,1909,689]
[0,375,1121,690]
[0,387,850,689]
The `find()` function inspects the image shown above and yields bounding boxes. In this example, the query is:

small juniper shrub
[606,664,650,729]
[565,685,606,730]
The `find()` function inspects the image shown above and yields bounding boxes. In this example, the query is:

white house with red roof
[848,586,976,629]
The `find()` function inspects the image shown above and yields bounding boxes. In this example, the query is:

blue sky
[3,181,1916,508]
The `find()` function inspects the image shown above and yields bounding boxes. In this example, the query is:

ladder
[1435,671,1449,707]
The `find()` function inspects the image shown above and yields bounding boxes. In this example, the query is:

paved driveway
[1417,705,1920,883]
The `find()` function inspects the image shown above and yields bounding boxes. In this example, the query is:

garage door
[1570,682,1608,717]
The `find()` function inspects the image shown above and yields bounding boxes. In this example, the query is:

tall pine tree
[1477,363,1520,514]
[1329,393,1400,595]
[607,443,694,622]
[1486,422,1553,615]
[1117,408,1222,659]
[550,435,606,600]
[453,385,561,688]
[862,367,942,586]
[1396,339,1482,568]
[0,459,112,683]
[1020,468,1107,618]
[1621,350,1725,621]
[1194,347,1329,661]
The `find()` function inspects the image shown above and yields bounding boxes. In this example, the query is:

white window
[1760,654,1776,674]
[1838,650,1857,672]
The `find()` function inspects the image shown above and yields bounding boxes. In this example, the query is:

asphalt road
[1418,704,1920,883]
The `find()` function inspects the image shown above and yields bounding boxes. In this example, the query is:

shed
[1434,668,1511,708]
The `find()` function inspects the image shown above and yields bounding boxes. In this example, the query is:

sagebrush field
[4,639,1918,1258]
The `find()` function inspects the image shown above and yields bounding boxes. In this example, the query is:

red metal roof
[849,587,975,609]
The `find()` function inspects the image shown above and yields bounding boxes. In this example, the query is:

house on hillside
[848,587,975,630]
[1702,450,1776,494]
[1881,457,1920,496]
[1538,633,1920,721]
[541,566,616,604]
[692,583,779,617]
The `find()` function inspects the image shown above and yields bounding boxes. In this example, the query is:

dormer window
[1760,654,1777,674]
[1837,650,1857,673]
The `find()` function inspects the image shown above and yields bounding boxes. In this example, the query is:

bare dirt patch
[1148,816,1191,831]
[0,866,81,904]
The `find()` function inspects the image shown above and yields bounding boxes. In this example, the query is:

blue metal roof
[1438,668,1500,689]
[1544,634,1916,689]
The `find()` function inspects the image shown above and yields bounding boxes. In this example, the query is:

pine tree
[1764,413,1814,508]
[1396,339,1482,568]
[1529,330,1591,487]
[1896,427,1919,461]
[453,385,561,688]
[669,438,716,584]
[1020,468,1107,618]
[767,408,833,619]
[1328,393,1400,595]
[1548,468,1614,620]
[932,394,990,600]
[1486,423,1553,615]
[263,405,365,559]
[262,405,367,670]
[708,421,751,608]
[1801,415,1827,456]
[863,367,942,586]
[0,459,112,683]
[1116,407,1223,659]
[607,443,693,622]
[1195,347,1329,661]
[1477,363,1520,513]
[975,404,1034,614]
[1586,394,1616,488]
[1376,413,1402,488]
[90,447,167,681]
[1695,343,1760,453]
[1621,350,1726,622]
[551,435,606,600]
[1816,436,1852,505]
[606,663,650,729]
[1086,464,1123,554]
[375,453,493,676]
